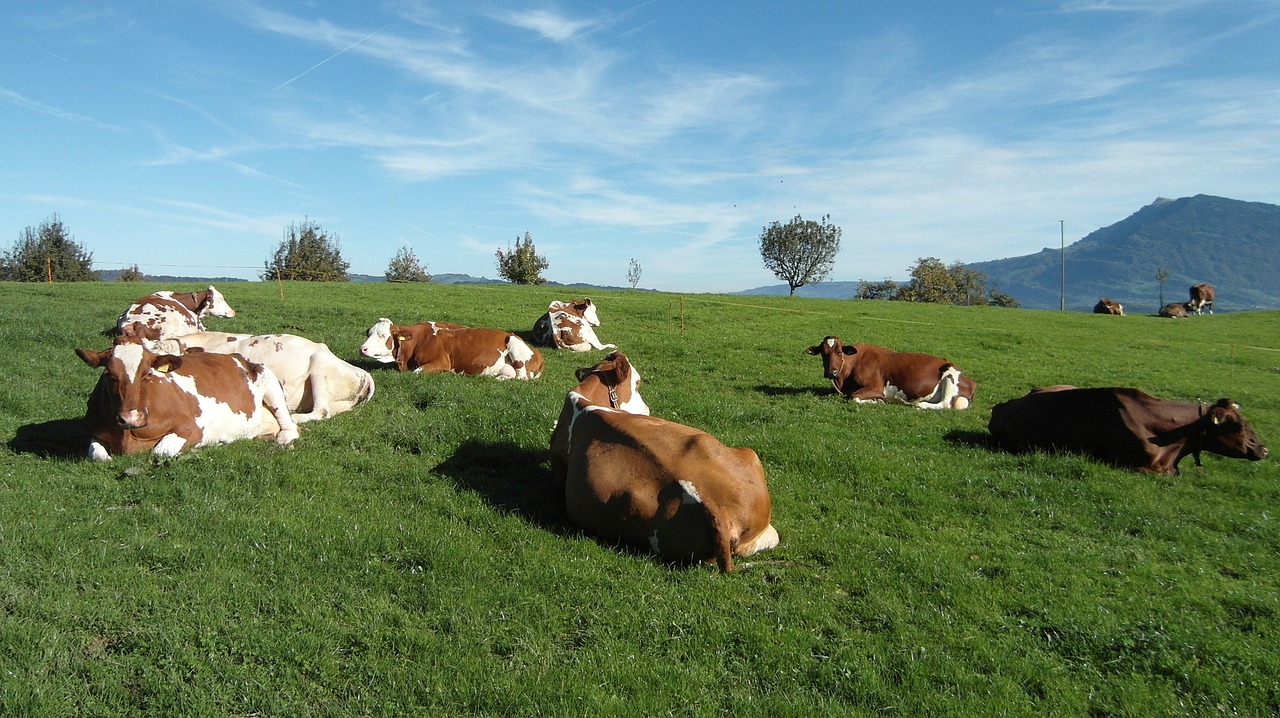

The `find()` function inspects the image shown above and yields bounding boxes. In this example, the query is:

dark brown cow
[989,386,1267,474]
[1188,283,1215,314]
[531,297,615,352]
[76,327,298,461]
[804,336,975,409]
[1158,302,1190,318]
[1093,298,1124,315]
[360,318,543,380]
[549,353,778,571]
[116,286,235,340]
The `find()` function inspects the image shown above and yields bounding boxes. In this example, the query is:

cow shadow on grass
[9,418,89,459]
[755,384,830,398]
[943,429,1001,453]
[434,439,570,533]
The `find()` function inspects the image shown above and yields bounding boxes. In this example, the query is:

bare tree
[627,258,642,289]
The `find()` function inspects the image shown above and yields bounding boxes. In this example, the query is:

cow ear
[841,345,857,355]
[76,348,105,368]
[804,346,820,355]
[154,356,182,373]
[1208,400,1235,425]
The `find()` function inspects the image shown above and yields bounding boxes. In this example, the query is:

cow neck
[607,383,620,408]
[1189,403,1208,473]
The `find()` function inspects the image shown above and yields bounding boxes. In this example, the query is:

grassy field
[1,280,1277,717]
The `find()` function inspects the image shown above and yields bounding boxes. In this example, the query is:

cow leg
[913,368,962,410]
[291,354,334,423]
[153,433,188,457]
[88,440,111,462]
[255,367,300,446]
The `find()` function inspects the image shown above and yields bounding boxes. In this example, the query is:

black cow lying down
[989,386,1268,475]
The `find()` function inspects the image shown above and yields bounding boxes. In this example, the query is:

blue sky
[3,1,1279,292]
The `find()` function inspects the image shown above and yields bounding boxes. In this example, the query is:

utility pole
[1059,220,1065,311]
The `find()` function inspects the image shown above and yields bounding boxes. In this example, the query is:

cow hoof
[276,429,300,446]
[88,442,111,462]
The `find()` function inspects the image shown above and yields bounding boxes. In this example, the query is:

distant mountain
[96,270,248,283]
[735,281,863,299]
[968,195,1280,312]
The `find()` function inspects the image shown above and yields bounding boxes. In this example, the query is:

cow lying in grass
[805,336,975,409]
[550,352,778,571]
[989,385,1268,474]
[361,318,543,380]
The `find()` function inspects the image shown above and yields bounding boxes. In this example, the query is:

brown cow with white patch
[360,318,543,380]
[116,286,235,340]
[989,386,1268,474]
[1188,283,1215,314]
[532,297,616,352]
[1093,298,1124,315]
[1158,302,1190,318]
[804,336,975,409]
[549,352,778,571]
[154,332,374,423]
[76,326,298,461]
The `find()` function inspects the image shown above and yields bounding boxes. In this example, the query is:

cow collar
[1190,403,1207,473]
[607,384,620,408]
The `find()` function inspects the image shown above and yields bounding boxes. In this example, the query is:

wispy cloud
[496,9,595,42]
[0,86,127,131]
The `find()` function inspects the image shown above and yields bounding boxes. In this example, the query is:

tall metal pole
[1059,220,1065,311]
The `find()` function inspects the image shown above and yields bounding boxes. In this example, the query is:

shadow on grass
[944,428,1001,453]
[755,384,831,398]
[434,439,569,534]
[9,417,89,459]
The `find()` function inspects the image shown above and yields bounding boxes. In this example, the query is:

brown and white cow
[76,327,298,461]
[532,297,615,352]
[154,332,374,423]
[360,318,544,380]
[989,385,1268,475]
[804,336,976,409]
[1188,283,1215,314]
[116,286,235,340]
[1158,302,1190,318]
[549,352,777,571]
[1093,298,1124,315]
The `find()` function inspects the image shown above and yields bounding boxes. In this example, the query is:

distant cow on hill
[1158,302,1190,318]
[532,297,615,352]
[1093,298,1124,315]
[1188,283,1214,314]
[116,286,236,340]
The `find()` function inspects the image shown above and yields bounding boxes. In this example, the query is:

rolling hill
[968,194,1280,313]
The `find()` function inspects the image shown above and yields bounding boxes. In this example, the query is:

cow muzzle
[117,408,147,429]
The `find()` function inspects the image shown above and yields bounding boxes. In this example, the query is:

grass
[1,280,1277,717]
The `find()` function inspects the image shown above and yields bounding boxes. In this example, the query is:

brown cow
[1158,302,1190,318]
[549,353,778,571]
[1188,283,1214,314]
[804,336,975,409]
[116,286,236,340]
[360,318,543,380]
[76,327,298,461]
[531,297,616,352]
[989,386,1267,474]
[1093,298,1124,315]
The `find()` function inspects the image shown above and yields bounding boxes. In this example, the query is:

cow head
[76,335,185,429]
[804,336,856,381]
[572,351,649,414]
[572,298,600,327]
[1202,399,1268,462]
[360,318,398,363]
[197,286,236,318]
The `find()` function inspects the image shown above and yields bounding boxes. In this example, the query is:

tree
[2,214,97,282]
[894,257,992,305]
[987,287,1020,308]
[116,264,146,282]
[495,231,549,285]
[1155,267,1170,306]
[855,279,899,300]
[385,246,431,283]
[758,214,842,296]
[262,218,349,282]
[627,258,642,289]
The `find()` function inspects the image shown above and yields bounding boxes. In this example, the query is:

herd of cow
[1093,282,1216,318]
[74,285,1268,571]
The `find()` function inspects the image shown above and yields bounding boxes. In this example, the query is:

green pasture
[1,280,1277,717]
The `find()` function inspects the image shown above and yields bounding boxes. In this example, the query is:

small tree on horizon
[116,264,146,282]
[262,218,350,282]
[495,231,549,285]
[1156,267,1170,306]
[2,214,97,282]
[758,214,842,296]
[385,246,431,283]
[627,258,642,289]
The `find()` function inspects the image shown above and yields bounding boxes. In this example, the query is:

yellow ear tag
[155,362,171,373]
[396,334,410,341]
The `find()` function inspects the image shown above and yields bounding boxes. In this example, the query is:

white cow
[116,286,236,341]
[155,332,374,423]
[531,297,615,352]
